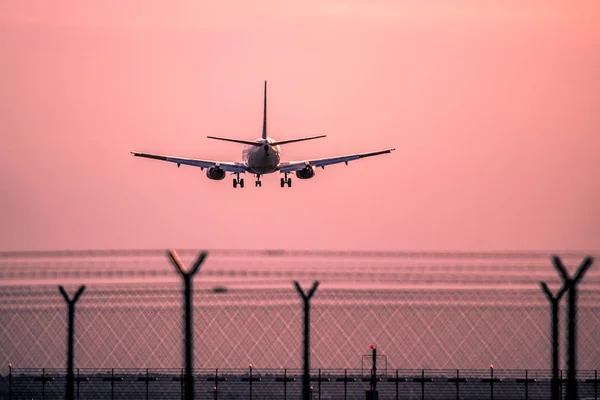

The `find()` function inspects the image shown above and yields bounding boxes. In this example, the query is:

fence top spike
[59,285,69,302]
[573,256,594,283]
[552,255,571,284]
[188,251,208,276]
[58,285,86,304]
[167,249,208,277]
[293,280,320,299]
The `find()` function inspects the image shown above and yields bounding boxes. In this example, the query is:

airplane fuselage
[242,138,281,174]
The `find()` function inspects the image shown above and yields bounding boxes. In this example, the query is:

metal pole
[294,281,320,400]
[560,369,563,400]
[249,364,253,400]
[111,368,114,400]
[284,368,287,400]
[396,369,399,400]
[541,281,567,400]
[168,250,208,400]
[525,369,528,400]
[8,363,12,400]
[421,369,424,400]
[215,368,218,400]
[595,369,597,400]
[456,369,459,400]
[371,345,377,393]
[146,368,149,400]
[59,285,85,400]
[490,365,494,400]
[553,255,594,400]
[345,369,348,400]
[318,369,321,400]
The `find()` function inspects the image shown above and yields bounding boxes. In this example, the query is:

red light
[370,344,374,349]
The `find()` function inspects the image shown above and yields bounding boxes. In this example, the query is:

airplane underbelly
[248,149,279,174]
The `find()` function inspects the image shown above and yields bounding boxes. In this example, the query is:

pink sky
[1,0,599,252]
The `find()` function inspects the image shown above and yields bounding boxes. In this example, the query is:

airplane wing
[278,148,395,173]
[130,152,248,173]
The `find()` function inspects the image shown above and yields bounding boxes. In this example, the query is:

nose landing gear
[280,173,292,188]
[255,174,262,187]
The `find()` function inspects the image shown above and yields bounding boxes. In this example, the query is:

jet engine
[206,167,226,180]
[295,165,316,179]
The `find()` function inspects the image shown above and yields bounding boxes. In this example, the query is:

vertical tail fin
[261,80,267,140]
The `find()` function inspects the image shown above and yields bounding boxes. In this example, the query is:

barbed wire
[0,248,598,259]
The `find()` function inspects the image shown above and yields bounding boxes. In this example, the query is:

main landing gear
[280,173,292,188]
[233,173,244,188]
[255,174,262,187]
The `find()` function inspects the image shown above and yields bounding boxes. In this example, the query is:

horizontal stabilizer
[271,135,326,146]
[207,136,262,146]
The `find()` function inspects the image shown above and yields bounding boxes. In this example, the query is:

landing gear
[280,174,292,188]
[233,174,244,188]
[255,174,262,187]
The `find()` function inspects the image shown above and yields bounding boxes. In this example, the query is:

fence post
[525,369,528,400]
[249,364,253,400]
[180,368,183,400]
[560,369,563,400]
[77,368,80,400]
[146,368,149,400]
[371,345,377,394]
[345,369,348,400]
[540,281,567,400]
[318,368,321,400]
[456,369,460,400]
[168,249,208,400]
[490,365,494,400]
[215,368,218,400]
[8,363,11,400]
[111,368,114,400]
[421,369,425,400]
[396,369,398,400]
[553,255,594,400]
[42,368,45,400]
[284,368,287,400]
[59,285,86,400]
[294,280,320,400]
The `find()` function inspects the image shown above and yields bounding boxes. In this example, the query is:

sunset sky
[1,0,599,252]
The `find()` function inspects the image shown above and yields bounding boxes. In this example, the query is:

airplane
[131,81,394,188]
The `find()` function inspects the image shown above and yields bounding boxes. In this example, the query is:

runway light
[370,344,374,349]
[490,364,494,369]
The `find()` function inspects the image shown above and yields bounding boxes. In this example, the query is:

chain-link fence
[0,249,598,399]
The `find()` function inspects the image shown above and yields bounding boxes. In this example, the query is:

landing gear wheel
[287,178,292,187]
[280,178,285,188]
[233,179,237,188]
[239,179,244,188]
